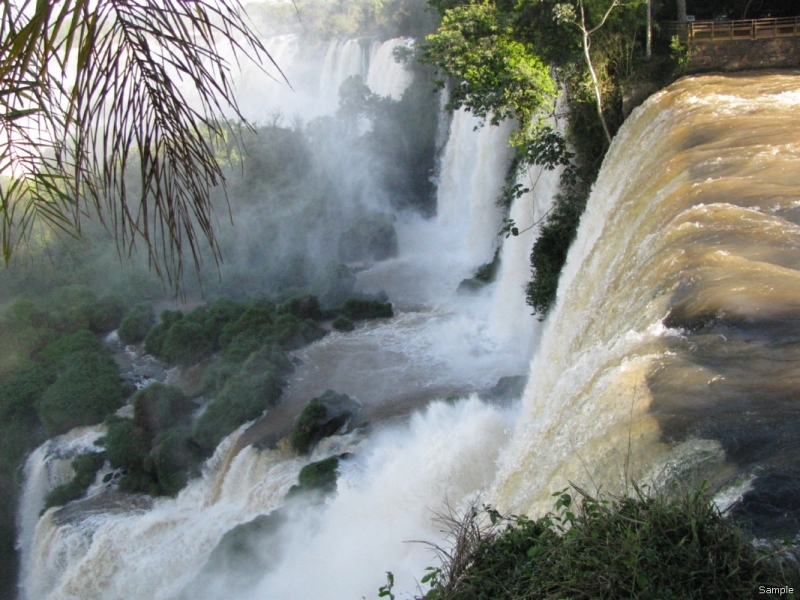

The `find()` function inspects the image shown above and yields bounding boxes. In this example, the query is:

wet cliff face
[494,72,800,537]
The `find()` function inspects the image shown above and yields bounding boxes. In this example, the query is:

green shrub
[42,451,105,511]
[160,319,213,366]
[117,304,155,344]
[419,488,800,599]
[339,298,393,320]
[144,310,184,357]
[192,368,285,451]
[103,418,149,471]
[148,426,202,496]
[218,305,273,348]
[525,188,587,319]
[4,299,49,328]
[88,293,126,333]
[37,350,123,437]
[0,363,53,425]
[132,383,194,438]
[200,298,245,349]
[38,329,102,367]
[278,295,323,321]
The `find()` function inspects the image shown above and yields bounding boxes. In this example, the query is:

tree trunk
[581,31,612,145]
[677,0,687,21]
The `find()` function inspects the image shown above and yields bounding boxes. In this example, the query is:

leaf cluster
[422,487,800,599]
[0,0,280,288]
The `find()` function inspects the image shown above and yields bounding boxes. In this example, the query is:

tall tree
[0,0,282,287]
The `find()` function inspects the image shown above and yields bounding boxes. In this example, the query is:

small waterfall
[435,110,514,268]
[366,38,414,99]
[17,428,106,599]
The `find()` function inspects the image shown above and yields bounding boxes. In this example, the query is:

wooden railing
[665,17,800,43]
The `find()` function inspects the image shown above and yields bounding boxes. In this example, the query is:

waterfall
[366,38,414,99]
[493,73,800,518]
[24,40,800,600]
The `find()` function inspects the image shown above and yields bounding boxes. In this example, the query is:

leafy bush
[278,295,323,321]
[418,488,800,599]
[160,319,213,366]
[192,367,285,452]
[338,298,393,320]
[37,343,124,437]
[144,310,184,357]
[525,187,587,319]
[0,363,53,425]
[148,426,202,496]
[42,451,105,511]
[218,305,273,348]
[117,304,155,344]
[132,383,194,438]
[103,418,149,471]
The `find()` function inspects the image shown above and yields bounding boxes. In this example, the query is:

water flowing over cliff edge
[494,72,800,528]
[18,69,800,598]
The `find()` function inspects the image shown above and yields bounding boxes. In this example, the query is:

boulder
[290,390,360,454]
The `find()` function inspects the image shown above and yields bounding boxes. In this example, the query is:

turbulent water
[495,72,800,523]
[17,65,800,598]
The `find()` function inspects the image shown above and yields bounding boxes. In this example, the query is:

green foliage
[148,426,202,496]
[525,184,588,318]
[117,304,155,345]
[160,319,213,366]
[132,383,194,438]
[670,35,690,75]
[192,363,287,452]
[0,363,53,425]
[104,418,150,471]
[290,390,355,455]
[339,298,394,320]
[422,3,556,131]
[37,335,124,436]
[42,451,105,511]
[421,488,800,599]
[292,456,341,495]
[278,295,324,321]
[143,310,183,357]
[219,306,273,349]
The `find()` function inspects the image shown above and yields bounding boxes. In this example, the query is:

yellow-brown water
[495,72,800,531]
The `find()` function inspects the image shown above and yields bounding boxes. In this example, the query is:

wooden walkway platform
[666,17,800,43]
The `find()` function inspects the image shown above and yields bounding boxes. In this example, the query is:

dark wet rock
[337,214,399,263]
[479,375,528,404]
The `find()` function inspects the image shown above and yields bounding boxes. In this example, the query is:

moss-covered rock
[332,317,355,332]
[458,247,501,293]
[338,298,393,320]
[278,295,323,321]
[290,390,359,455]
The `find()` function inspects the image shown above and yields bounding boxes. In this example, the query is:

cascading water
[18,33,547,599]
[493,73,800,523]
